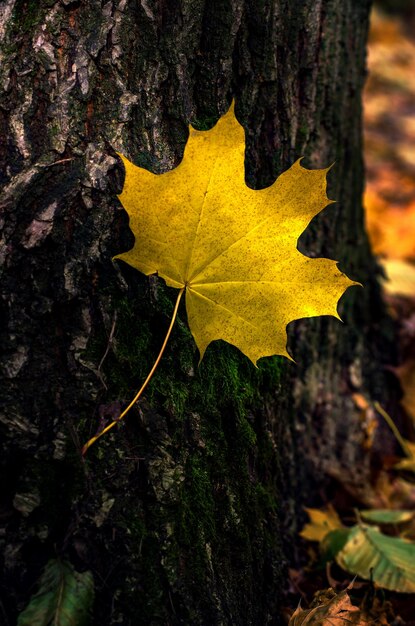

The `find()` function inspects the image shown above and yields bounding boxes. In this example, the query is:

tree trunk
[0,1,395,624]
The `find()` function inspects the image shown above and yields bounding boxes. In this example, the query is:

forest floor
[285,9,415,625]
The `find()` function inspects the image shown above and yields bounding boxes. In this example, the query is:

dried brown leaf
[289,588,368,625]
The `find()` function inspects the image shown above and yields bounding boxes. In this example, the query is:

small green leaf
[360,509,414,525]
[320,527,351,563]
[17,559,94,626]
[336,524,415,593]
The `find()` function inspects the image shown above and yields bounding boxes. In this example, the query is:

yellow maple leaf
[82,103,357,454]
[115,103,356,364]
[300,505,344,543]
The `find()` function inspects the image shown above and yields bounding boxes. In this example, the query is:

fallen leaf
[300,506,344,543]
[115,104,356,364]
[17,559,94,626]
[289,588,368,625]
[360,597,393,626]
[336,524,415,593]
[320,528,351,563]
[360,509,414,524]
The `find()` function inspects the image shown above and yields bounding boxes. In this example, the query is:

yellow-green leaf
[360,509,415,524]
[336,524,415,593]
[300,505,344,543]
[320,528,351,563]
[115,103,356,364]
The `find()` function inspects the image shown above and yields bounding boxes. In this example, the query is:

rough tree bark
[0,1,395,624]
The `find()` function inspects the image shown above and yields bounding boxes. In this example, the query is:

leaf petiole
[82,287,185,455]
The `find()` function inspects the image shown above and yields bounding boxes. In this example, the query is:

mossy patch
[10,0,44,37]
[79,274,286,623]
[83,275,285,424]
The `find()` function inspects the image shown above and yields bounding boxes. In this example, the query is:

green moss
[11,0,43,36]
[1,40,18,55]
[84,277,285,427]
[236,414,257,449]
[79,276,286,622]
[255,483,278,513]
[179,455,216,545]
[190,114,220,132]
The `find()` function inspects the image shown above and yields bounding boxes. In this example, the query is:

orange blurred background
[364,2,415,425]
[365,5,415,264]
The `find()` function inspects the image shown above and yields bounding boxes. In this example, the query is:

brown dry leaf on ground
[289,588,369,625]
[288,585,394,625]
[360,597,394,626]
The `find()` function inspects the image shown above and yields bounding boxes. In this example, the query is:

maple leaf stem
[81,287,185,456]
